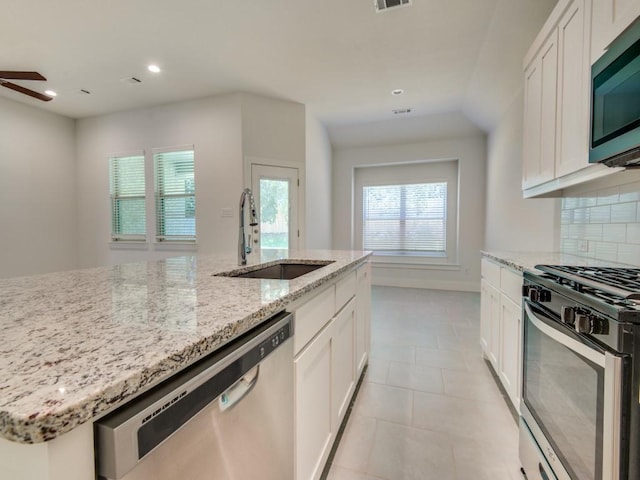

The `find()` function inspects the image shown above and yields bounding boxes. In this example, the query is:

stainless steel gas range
[520,265,640,480]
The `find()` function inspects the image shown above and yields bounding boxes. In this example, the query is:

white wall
[485,91,559,251]
[304,112,332,249]
[76,94,244,267]
[76,93,308,268]
[0,96,77,278]
[333,135,486,291]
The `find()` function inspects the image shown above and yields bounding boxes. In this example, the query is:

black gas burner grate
[535,265,640,306]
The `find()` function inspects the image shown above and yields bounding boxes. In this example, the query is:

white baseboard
[372,277,480,292]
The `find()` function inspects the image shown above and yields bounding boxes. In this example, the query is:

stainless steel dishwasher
[95,311,293,480]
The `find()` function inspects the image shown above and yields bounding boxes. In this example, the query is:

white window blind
[362,182,447,254]
[109,154,146,241]
[154,149,196,242]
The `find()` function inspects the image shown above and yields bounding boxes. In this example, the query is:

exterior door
[251,164,299,251]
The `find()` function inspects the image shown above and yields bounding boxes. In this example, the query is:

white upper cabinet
[523,29,558,189]
[555,0,591,178]
[591,0,640,64]
[522,0,619,197]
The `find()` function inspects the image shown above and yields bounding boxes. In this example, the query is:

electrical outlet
[578,239,589,252]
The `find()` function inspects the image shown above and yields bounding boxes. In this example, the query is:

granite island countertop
[0,249,370,444]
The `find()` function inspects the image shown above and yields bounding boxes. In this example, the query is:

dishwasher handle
[219,365,259,412]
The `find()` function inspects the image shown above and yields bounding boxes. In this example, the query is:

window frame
[354,160,459,265]
[108,151,147,242]
[153,146,197,243]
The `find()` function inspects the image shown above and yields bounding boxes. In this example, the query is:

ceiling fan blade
[0,71,46,81]
[0,81,52,101]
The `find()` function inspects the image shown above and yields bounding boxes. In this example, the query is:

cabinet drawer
[294,286,335,355]
[501,267,523,304]
[335,271,356,313]
[481,258,501,286]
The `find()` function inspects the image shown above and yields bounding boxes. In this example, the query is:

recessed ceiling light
[148,65,161,73]
[44,90,57,97]
[391,89,404,96]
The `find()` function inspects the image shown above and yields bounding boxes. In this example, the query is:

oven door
[521,301,624,480]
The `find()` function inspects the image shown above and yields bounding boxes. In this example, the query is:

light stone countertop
[0,249,370,444]
[481,250,634,273]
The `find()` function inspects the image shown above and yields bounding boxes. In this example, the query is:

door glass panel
[259,178,290,250]
[523,309,604,480]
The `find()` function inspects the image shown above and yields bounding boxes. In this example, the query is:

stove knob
[529,288,539,302]
[539,289,551,302]
[561,306,576,326]
[575,313,594,334]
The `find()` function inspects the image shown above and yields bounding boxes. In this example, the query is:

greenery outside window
[109,153,146,241]
[154,148,196,242]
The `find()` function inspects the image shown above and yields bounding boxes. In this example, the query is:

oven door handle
[603,353,623,480]
[524,302,605,367]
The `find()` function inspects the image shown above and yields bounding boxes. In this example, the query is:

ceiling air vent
[375,0,411,12]
[392,108,412,115]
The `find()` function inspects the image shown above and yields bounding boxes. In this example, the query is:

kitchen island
[0,249,371,479]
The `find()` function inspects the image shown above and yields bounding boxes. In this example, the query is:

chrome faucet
[238,188,259,265]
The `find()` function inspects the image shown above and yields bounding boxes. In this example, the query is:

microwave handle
[524,302,605,368]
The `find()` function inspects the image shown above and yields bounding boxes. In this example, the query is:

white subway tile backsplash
[628,224,640,244]
[611,202,637,223]
[594,242,618,261]
[573,208,590,224]
[619,182,640,203]
[618,244,640,266]
[589,205,611,223]
[597,187,620,205]
[560,183,640,263]
[603,224,627,242]
[577,195,598,208]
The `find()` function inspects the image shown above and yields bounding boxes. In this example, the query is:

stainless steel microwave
[590,19,640,167]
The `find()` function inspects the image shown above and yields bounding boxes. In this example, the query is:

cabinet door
[294,325,333,480]
[556,0,591,177]
[480,279,500,369]
[591,0,640,63]
[523,30,558,189]
[332,298,356,430]
[355,263,371,377]
[499,295,522,413]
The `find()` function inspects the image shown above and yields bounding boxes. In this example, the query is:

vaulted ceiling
[1,0,557,140]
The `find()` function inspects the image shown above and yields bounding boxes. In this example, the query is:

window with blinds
[362,182,447,254]
[154,149,196,242]
[109,154,146,241]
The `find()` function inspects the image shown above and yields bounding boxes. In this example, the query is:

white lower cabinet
[480,279,500,370]
[294,323,333,480]
[293,262,370,480]
[480,258,523,413]
[499,295,522,409]
[355,262,371,377]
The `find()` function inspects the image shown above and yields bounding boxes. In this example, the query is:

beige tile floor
[326,286,521,480]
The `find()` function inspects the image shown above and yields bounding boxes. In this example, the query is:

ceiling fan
[0,71,52,101]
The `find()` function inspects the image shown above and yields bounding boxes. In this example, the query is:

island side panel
[0,422,94,480]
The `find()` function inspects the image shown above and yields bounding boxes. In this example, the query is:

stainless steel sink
[216,261,334,280]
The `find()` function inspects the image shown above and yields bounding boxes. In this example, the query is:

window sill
[109,241,149,251]
[371,254,460,271]
[153,241,198,252]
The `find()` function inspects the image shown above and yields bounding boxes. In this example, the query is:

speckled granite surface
[0,249,370,444]
[481,250,634,273]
